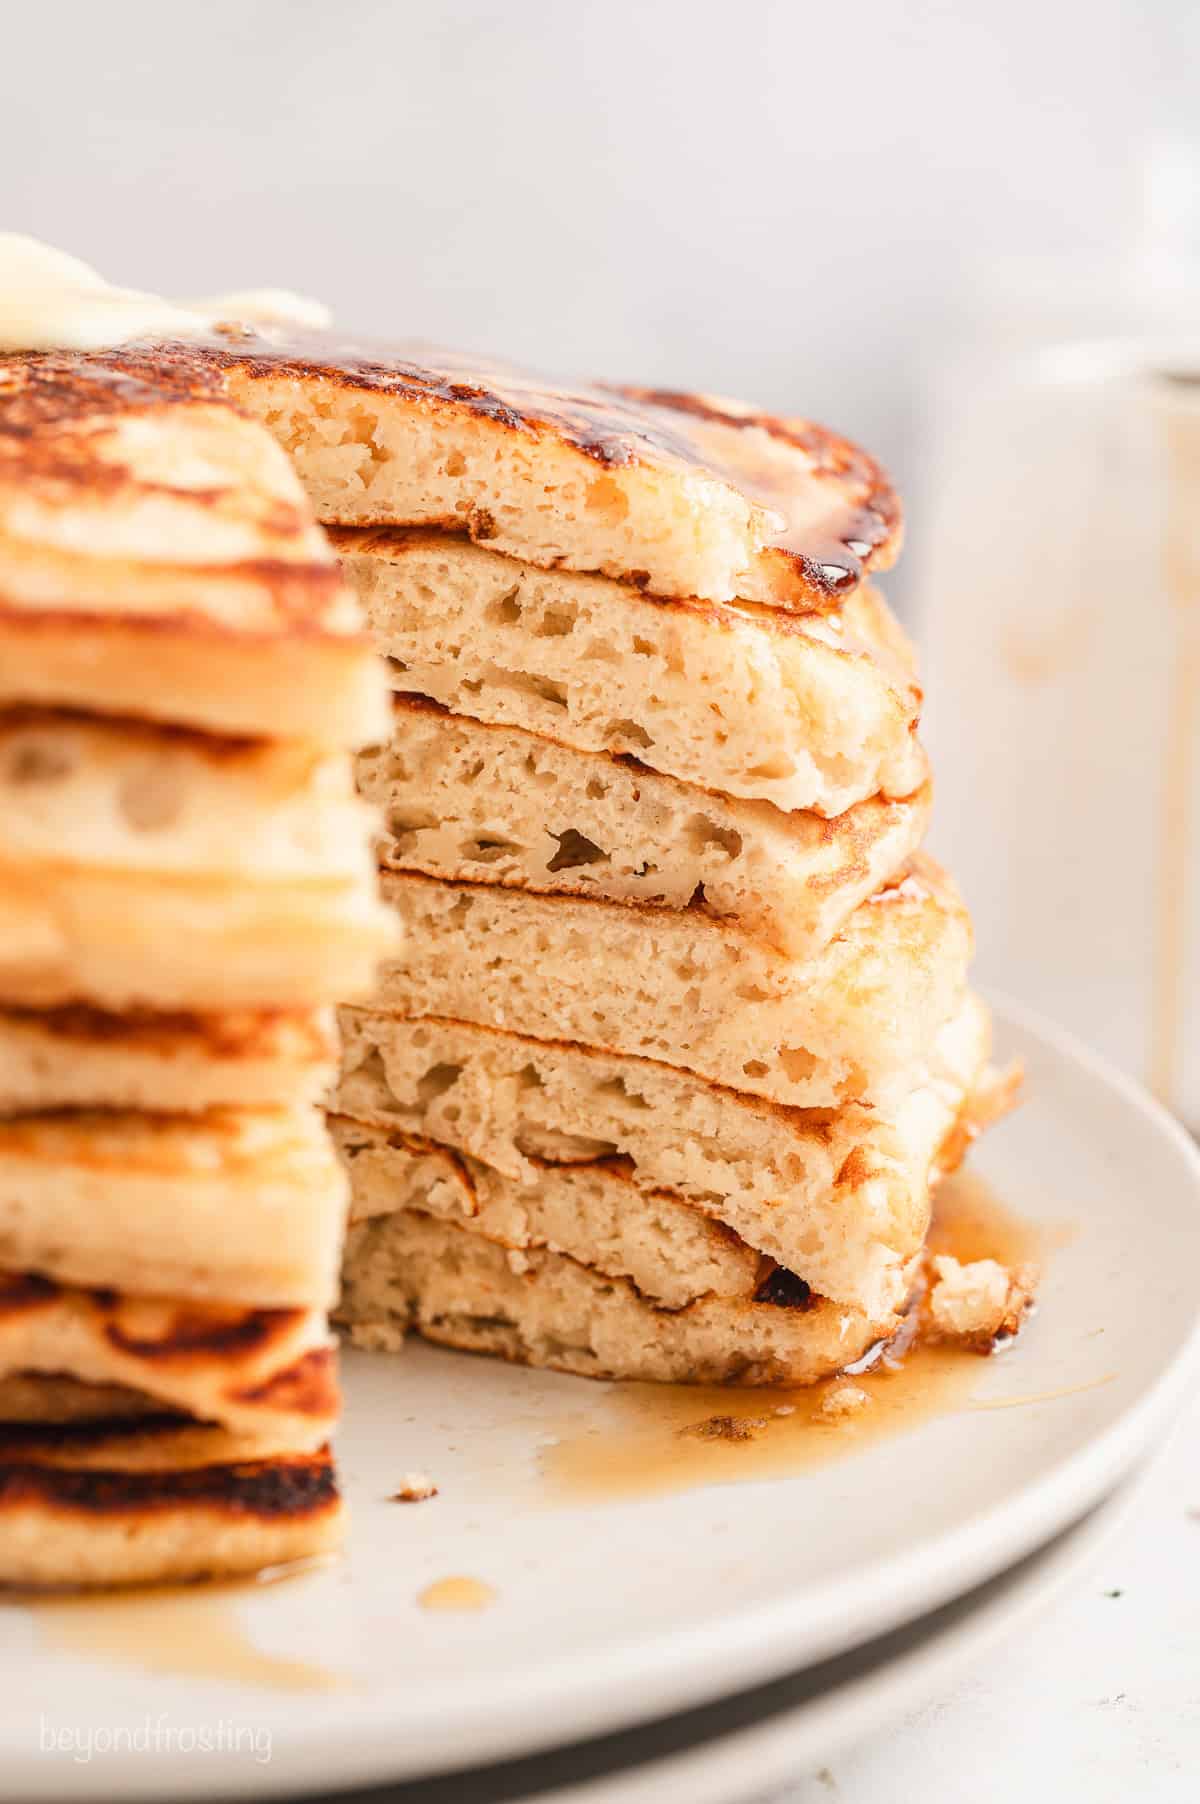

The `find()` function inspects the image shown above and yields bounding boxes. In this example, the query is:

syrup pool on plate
[17,1560,346,1692]
[543,1171,1070,1503]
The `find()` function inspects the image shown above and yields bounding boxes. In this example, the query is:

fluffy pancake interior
[370,858,971,1111]
[335,997,992,1316]
[361,699,930,959]
[336,530,924,818]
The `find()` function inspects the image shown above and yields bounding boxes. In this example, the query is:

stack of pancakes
[0,350,393,1584]
[200,338,1021,1384]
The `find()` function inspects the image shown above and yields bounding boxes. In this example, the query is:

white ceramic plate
[305,1462,1151,1804]
[3,998,1199,1801]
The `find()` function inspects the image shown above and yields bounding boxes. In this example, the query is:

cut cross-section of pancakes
[361,700,932,959]
[161,321,1024,1392]
[0,294,1027,1580]
[372,858,972,1110]
[199,335,903,609]
[333,1000,1011,1386]
[335,995,992,1317]
[338,530,924,818]
[334,1130,762,1312]
[0,710,382,885]
[339,1209,907,1388]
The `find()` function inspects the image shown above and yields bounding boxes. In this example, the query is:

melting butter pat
[0,233,329,352]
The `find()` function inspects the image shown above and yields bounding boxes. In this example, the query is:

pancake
[0,1004,337,1114]
[0,1106,348,1307]
[0,1274,336,1448]
[0,864,397,1012]
[0,709,382,884]
[335,997,992,1316]
[0,1416,341,1587]
[371,857,971,1110]
[0,346,388,743]
[198,333,902,609]
[333,1125,761,1311]
[0,708,397,1010]
[362,700,930,959]
[336,531,923,818]
[0,1373,162,1425]
[338,1205,902,1387]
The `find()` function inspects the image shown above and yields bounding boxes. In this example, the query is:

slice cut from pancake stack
[195,333,1026,1384]
[0,349,394,1586]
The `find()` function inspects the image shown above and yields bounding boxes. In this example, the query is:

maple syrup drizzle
[544,1172,1072,1504]
[968,1374,1116,1411]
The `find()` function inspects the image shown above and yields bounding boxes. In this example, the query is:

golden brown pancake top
[46,332,903,604]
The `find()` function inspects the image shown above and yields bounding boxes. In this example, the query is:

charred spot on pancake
[389,692,451,721]
[101,1300,300,1362]
[753,1266,814,1310]
[0,1273,59,1316]
[172,334,705,469]
[0,1448,339,1521]
[0,1411,189,1457]
[0,1000,335,1064]
[834,1145,886,1190]
[0,338,893,598]
[0,348,217,448]
[233,1347,339,1419]
[608,385,902,598]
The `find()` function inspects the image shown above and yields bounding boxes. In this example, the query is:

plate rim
[354,1460,1152,1804]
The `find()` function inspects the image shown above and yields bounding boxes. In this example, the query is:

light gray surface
[798,1389,1198,1803]
[303,1470,1148,1804]
[306,1407,1197,1803]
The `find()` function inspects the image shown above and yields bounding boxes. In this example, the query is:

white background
[791,1397,1200,1804]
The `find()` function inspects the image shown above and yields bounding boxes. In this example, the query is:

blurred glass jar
[917,337,1200,1125]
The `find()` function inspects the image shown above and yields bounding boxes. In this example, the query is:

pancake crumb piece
[678,1413,769,1443]
[928,1255,1037,1351]
[819,1381,870,1419]
[391,1471,438,1503]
